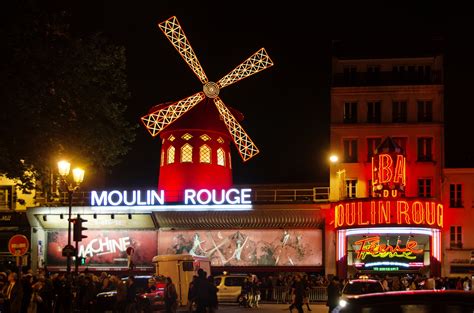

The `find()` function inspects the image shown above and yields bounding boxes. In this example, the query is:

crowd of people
[0,268,155,313]
[0,268,471,313]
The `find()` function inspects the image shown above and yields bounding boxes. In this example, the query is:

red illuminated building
[328,48,474,278]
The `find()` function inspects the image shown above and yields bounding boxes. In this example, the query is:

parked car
[332,289,474,313]
[214,273,248,303]
[96,275,166,313]
[341,278,384,296]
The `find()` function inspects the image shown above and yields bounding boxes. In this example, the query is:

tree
[0,5,136,191]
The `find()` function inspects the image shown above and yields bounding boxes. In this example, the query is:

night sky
[12,2,474,189]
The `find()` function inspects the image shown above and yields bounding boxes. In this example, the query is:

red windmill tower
[141,16,273,202]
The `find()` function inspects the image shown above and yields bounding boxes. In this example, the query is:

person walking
[187,276,197,313]
[164,277,178,313]
[4,272,23,313]
[289,274,304,313]
[302,275,312,311]
[326,276,341,313]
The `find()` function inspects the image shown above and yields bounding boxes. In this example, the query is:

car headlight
[339,299,348,308]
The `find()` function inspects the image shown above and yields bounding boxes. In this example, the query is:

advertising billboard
[158,229,322,267]
[47,230,157,268]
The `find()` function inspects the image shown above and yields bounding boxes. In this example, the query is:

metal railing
[262,286,327,303]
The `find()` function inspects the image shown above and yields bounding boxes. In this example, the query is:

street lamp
[57,160,85,277]
[329,154,346,200]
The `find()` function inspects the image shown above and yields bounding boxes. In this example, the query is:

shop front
[26,187,328,275]
[333,198,443,278]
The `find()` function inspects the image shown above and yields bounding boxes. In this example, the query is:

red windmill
[141,16,274,202]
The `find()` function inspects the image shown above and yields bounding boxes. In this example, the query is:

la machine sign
[91,188,252,207]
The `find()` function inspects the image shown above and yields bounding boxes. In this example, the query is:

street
[175,303,330,313]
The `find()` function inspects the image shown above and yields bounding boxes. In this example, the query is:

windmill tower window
[182,133,193,140]
[228,152,232,169]
[217,148,226,166]
[200,134,211,141]
[167,146,175,164]
[168,134,175,142]
[181,143,193,162]
[160,150,164,167]
[200,145,211,163]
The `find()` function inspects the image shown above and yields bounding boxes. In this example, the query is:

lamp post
[329,155,346,200]
[57,160,85,277]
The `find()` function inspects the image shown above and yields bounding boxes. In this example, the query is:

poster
[158,229,322,267]
[47,230,157,267]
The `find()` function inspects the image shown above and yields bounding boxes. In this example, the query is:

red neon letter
[412,201,424,224]
[393,155,406,185]
[357,202,369,225]
[345,203,356,226]
[378,201,391,225]
[379,154,393,183]
[397,201,411,224]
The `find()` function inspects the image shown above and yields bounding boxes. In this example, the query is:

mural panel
[158,229,322,266]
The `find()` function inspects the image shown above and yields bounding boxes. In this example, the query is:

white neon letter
[107,190,123,206]
[91,191,107,206]
[241,188,252,204]
[185,189,197,205]
[226,188,240,204]
[150,190,165,205]
[197,189,212,205]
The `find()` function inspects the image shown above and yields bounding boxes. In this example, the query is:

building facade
[328,52,474,278]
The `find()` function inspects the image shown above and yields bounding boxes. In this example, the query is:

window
[417,100,433,122]
[217,148,226,166]
[199,145,211,163]
[392,101,407,123]
[450,184,463,208]
[228,152,232,169]
[345,179,357,198]
[367,138,382,161]
[344,102,358,123]
[418,179,432,197]
[160,150,164,167]
[392,137,407,153]
[367,101,381,123]
[343,139,358,163]
[200,134,211,141]
[367,65,380,83]
[167,146,175,164]
[180,143,193,163]
[181,133,193,140]
[417,137,433,161]
[343,66,357,83]
[450,226,462,248]
[0,186,14,210]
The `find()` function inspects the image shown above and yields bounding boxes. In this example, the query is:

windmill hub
[203,82,220,98]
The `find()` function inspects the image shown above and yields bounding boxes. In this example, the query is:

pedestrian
[289,274,304,313]
[207,275,218,313]
[113,276,127,313]
[164,277,178,313]
[125,276,137,313]
[4,272,23,313]
[194,269,213,313]
[326,276,340,313]
[302,275,312,311]
[187,275,198,313]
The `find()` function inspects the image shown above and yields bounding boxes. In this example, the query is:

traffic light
[73,217,88,242]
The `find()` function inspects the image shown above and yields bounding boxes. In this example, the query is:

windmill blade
[213,97,260,161]
[141,92,205,137]
[158,16,209,84]
[217,48,273,89]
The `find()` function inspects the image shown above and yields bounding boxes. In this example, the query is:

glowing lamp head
[329,155,339,163]
[57,160,71,176]
[72,168,85,184]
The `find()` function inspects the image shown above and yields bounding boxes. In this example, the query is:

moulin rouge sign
[334,199,443,229]
[90,188,252,206]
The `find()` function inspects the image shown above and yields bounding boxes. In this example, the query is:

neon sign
[354,236,423,260]
[371,153,406,198]
[91,188,252,206]
[334,199,443,229]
